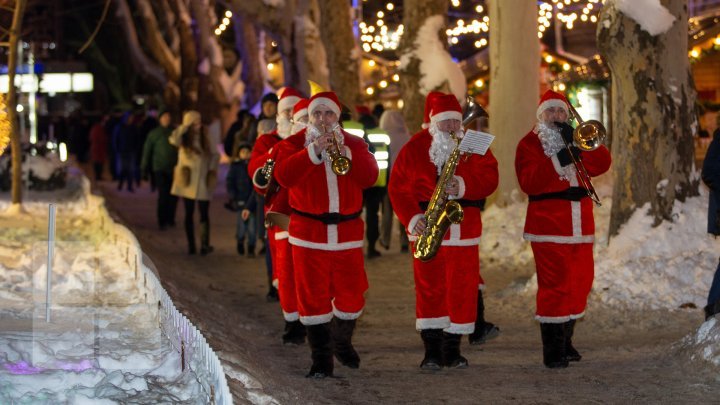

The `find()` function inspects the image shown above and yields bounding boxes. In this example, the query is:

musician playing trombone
[389,93,498,370]
[274,91,379,379]
[515,90,611,369]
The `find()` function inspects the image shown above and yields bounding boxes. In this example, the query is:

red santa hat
[308,91,341,117]
[421,91,444,129]
[292,98,310,122]
[355,105,371,116]
[429,94,462,125]
[278,87,303,113]
[536,90,569,120]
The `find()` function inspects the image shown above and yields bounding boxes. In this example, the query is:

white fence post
[46,203,56,323]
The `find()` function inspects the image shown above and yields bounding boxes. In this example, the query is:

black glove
[554,121,575,144]
[556,146,581,167]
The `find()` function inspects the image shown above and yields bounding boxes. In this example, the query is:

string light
[215,9,232,36]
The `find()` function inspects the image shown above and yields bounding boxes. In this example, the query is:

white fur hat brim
[536,99,569,120]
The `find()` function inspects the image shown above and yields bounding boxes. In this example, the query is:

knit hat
[261,92,279,105]
[421,91,445,129]
[182,110,201,126]
[292,98,310,122]
[537,90,569,120]
[429,94,462,125]
[308,91,341,116]
[278,87,303,113]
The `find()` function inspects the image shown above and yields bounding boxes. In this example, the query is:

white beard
[305,124,344,163]
[428,124,462,174]
[291,121,307,135]
[535,121,576,182]
[277,116,292,139]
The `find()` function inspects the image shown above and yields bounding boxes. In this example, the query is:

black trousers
[154,171,177,227]
[364,187,386,248]
[183,199,210,248]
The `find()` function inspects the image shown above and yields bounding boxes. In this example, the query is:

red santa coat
[389,129,499,245]
[274,129,379,250]
[515,127,611,322]
[388,128,498,333]
[515,129,611,243]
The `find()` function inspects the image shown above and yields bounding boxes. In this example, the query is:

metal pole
[46,203,56,322]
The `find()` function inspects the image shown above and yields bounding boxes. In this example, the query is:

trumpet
[563,103,606,206]
[323,124,351,176]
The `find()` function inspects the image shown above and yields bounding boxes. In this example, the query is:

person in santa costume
[515,89,611,368]
[249,88,306,343]
[388,93,498,370]
[273,91,378,379]
[248,87,302,301]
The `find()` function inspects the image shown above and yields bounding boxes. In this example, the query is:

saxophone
[413,132,464,262]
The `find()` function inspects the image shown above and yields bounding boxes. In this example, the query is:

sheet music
[459,129,495,155]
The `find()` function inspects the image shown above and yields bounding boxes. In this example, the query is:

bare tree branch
[112,0,166,87]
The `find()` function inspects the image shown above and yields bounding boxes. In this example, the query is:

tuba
[324,124,351,176]
[413,96,487,262]
[563,103,606,206]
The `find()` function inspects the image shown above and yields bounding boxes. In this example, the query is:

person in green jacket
[141,109,179,230]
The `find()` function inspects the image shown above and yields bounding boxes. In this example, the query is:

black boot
[563,320,582,362]
[185,221,196,255]
[540,323,569,369]
[306,323,333,378]
[442,332,468,369]
[331,318,360,368]
[282,320,307,345]
[419,329,443,370]
[200,221,213,255]
[704,298,720,321]
[236,239,245,256]
[469,290,500,345]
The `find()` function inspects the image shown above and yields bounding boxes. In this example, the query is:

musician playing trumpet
[515,90,611,369]
[274,91,378,379]
[389,93,498,370]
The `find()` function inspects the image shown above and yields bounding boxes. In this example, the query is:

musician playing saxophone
[389,93,498,370]
[515,90,611,369]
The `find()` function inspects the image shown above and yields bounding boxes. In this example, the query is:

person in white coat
[170,110,220,255]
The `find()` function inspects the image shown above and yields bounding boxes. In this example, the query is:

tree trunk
[235,14,264,108]
[598,0,699,237]
[136,0,180,82]
[287,0,329,95]
[398,0,450,133]
[230,0,292,38]
[318,1,360,108]
[112,0,166,88]
[488,0,539,207]
[170,0,198,113]
[8,0,26,205]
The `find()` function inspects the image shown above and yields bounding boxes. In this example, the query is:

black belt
[419,199,486,211]
[292,209,362,224]
[529,187,588,202]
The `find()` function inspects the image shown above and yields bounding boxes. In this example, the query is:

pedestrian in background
[141,109,178,230]
[701,114,720,320]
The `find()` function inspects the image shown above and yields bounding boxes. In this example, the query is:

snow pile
[611,0,676,36]
[679,317,720,367]
[0,174,233,403]
[399,15,466,102]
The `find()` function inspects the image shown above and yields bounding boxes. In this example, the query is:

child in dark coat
[226,143,257,257]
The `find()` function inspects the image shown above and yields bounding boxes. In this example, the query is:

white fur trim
[333,304,363,320]
[421,123,429,129]
[407,213,425,235]
[289,236,364,251]
[416,316,451,330]
[571,201,582,237]
[478,283,486,291]
[278,95,301,113]
[449,223,460,240]
[293,108,308,122]
[307,144,324,164]
[252,167,269,189]
[536,99,569,120]
[430,110,462,124]
[283,311,300,322]
[274,231,289,240]
[448,175,466,199]
[272,278,279,288]
[445,322,475,335]
[523,233,594,244]
[327,224,338,245]
[300,312,333,325]
[309,97,340,116]
[551,154,565,175]
[535,311,585,324]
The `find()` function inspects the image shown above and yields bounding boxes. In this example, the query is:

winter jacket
[389,128,498,245]
[515,128,611,243]
[141,125,178,174]
[89,123,108,164]
[169,125,219,201]
[226,159,254,208]
[702,129,720,236]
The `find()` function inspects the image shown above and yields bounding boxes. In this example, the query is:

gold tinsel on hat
[0,94,10,156]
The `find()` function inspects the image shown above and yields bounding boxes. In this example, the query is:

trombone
[563,103,606,206]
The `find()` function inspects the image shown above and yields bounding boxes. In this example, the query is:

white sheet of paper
[459,129,495,155]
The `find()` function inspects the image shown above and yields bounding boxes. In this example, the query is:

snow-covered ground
[0,174,223,403]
